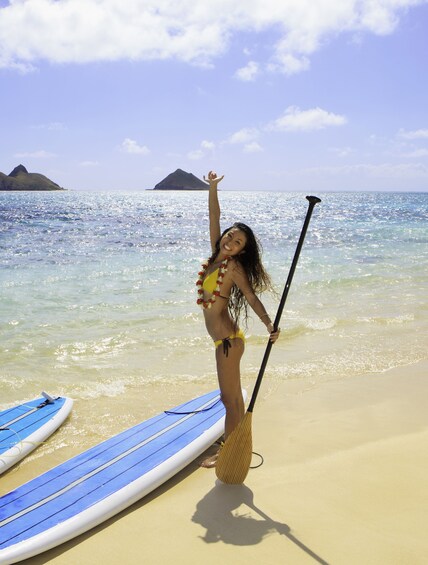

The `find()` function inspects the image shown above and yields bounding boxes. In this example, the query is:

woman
[198,171,280,468]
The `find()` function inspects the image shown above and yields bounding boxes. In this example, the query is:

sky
[1,0,428,191]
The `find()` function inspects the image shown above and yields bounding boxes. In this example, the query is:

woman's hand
[203,170,224,187]
[267,323,281,343]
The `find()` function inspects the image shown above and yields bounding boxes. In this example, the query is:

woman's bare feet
[199,451,219,469]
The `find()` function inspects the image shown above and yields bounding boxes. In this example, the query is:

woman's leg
[215,338,245,439]
[200,338,245,468]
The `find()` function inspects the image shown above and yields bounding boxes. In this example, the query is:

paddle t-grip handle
[247,195,321,413]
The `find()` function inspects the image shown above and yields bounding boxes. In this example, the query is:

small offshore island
[0,165,65,191]
[0,166,208,191]
[153,169,208,190]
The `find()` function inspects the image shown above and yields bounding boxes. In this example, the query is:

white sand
[7,360,428,565]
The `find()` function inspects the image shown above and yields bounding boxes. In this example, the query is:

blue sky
[1,0,427,191]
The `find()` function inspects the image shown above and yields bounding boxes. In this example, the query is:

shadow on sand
[192,481,329,564]
[19,446,329,564]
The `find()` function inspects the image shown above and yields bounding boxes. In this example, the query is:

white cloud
[187,140,215,160]
[187,149,204,160]
[14,150,55,158]
[227,127,259,144]
[398,128,428,140]
[268,106,347,132]
[267,53,310,75]
[235,60,259,81]
[243,141,263,153]
[121,138,150,155]
[223,128,263,153]
[330,146,353,157]
[201,140,215,151]
[221,107,346,154]
[31,122,67,131]
[0,1,424,73]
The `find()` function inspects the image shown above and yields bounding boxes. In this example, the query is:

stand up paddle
[216,195,321,484]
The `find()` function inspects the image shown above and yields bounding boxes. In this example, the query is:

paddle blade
[215,412,253,484]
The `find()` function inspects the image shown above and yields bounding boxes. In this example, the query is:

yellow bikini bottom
[214,329,245,356]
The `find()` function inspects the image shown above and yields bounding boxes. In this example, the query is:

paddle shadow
[192,481,330,564]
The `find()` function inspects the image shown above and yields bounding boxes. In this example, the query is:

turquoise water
[1,190,427,408]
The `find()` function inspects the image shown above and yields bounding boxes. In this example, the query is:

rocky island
[0,165,65,191]
[153,169,208,190]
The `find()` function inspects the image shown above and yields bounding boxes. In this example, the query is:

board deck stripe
[0,406,40,429]
[0,389,230,563]
[0,393,220,513]
[0,394,220,529]
[0,396,73,476]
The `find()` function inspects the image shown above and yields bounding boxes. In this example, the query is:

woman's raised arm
[203,171,224,253]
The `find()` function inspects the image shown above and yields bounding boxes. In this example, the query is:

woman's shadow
[192,481,329,564]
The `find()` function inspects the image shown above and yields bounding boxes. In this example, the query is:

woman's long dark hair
[208,222,272,328]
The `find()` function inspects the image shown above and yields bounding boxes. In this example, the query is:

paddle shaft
[247,195,321,413]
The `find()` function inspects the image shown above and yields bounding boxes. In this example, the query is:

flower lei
[196,257,230,309]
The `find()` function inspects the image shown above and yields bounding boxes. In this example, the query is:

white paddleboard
[0,389,235,564]
[0,394,73,475]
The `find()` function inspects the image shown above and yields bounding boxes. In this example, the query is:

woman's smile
[222,229,247,255]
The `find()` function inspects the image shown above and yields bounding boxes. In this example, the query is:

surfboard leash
[164,398,222,415]
[165,401,265,469]
[0,428,47,460]
[215,439,264,470]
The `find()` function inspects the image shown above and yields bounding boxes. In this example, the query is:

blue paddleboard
[0,394,73,475]
[0,389,230,564]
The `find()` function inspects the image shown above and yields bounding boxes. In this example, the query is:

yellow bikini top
[202,268,219,294]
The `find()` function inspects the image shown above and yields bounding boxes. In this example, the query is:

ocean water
[0,190,427,415]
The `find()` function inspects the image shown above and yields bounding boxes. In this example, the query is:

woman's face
[220,228,247,256]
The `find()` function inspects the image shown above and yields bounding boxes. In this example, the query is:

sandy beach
[2,359,424,565]
[1,0,428,557]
